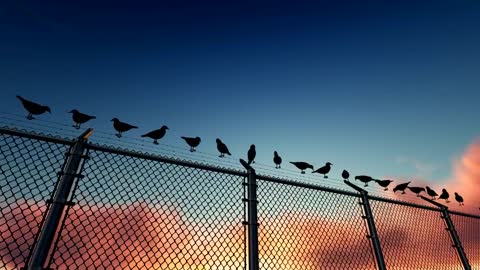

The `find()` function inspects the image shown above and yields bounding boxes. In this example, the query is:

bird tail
[16,95,24,101]
[227,152,232,155]
[374,179,380,183]
[141,134,147,137]
[133,126,139,129]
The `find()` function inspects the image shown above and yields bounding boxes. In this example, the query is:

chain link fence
[1,127,479,270]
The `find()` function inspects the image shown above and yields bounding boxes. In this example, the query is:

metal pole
[27,129,93,270]
[239,159,259,270]
[420,196,471,270]
[247,168,259,270]
[344,181,387,270]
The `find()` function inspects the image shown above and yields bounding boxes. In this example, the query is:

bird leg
[153,140,159,145]
[73,123,81,129]
[219,153,224,158]
[364,183,368,187]
[384,188,388,191]
[26,113,34,120]
[190,147,195,152]
[323,175,328,179]
[116,132,122,138]
[402,191,406,194]
[446,200,450,203]
[301,170,305,174]
[416,194,420,197]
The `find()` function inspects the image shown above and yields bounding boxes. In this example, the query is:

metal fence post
[240,159,259,270]
[26,129,93,270]
[344,181,387,270]
[420,196,471,270]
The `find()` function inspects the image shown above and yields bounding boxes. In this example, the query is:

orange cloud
[445,139,480,210]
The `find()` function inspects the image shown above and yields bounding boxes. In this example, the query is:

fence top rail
[0,126,75,146]
[86,142,249,177]
[2,126,480,219]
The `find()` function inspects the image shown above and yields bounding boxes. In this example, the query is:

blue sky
[1,0,479,183]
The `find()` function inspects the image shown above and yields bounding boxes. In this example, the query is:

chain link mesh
[0,132,72,270]
[370,200,463,269]
[450,213,480,268]
[256,178,377,270]
[1,129,480,270]
[48,147,246,269]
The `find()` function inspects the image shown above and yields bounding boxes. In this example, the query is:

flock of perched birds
[15,95,469,207]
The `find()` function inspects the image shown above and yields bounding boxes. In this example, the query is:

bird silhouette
[407,186,425,197]
[141,126,169,144]
[454,192,464,206]
[69,109,96,129]
[393,181,411,194]
[273,151,282,169]
[374,179,393,191]
[111,118,138,138]
[16,96,51,120]
[426,186,438,200]
[354,175,374,187]
[247,144,256,165]
[216,138,231,157]
[290,162,313,174]
[342,170,350,181]
[312,162,332,178]
[181,136,201,152]
[439,189,450,203]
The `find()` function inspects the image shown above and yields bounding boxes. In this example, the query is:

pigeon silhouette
[111,118,138,138]
[426,186,438,200]
[393,181,411,194]
[181,136,201,152]
[342,170,350,181]
[273,151,282,169]
[69,109,96,129]
[355,175,374,187]
[142,126,169,144]
[16,96,51,120]
[439,189,450,203]
[290,162,313,174]
[216,138,231,157]
[374,179,393,191]
[312,162,332,178]
[247,144,256,165]
[454,192,464,206]
[407,186,425,197]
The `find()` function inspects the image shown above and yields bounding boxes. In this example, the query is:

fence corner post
[344,180,387,270]
[26,128,93,270]
[240,159,259,270]
[420,196,471,270]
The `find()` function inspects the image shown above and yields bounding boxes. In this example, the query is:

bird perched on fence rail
[393,181,411,194]
[247,144,256,165]
[407,186,425,197]
[290,162,313,174]
[216,138,231,157]
[374,179,393,191]
[426,186,438,200]
[142,126,169,144]
[111,118,138,138]
[69,109,96,129]
[312,162,332,178]
[273,151,282,169]
[439,189,450,203]
[454,192,464,206]
[16,96,51,120]
[354,175,374,187]
[181,136,201,152]
[342,170,350,181]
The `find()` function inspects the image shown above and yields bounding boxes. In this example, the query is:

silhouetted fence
[0,127,479,270]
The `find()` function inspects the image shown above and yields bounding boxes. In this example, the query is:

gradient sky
[1,0,480,184]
